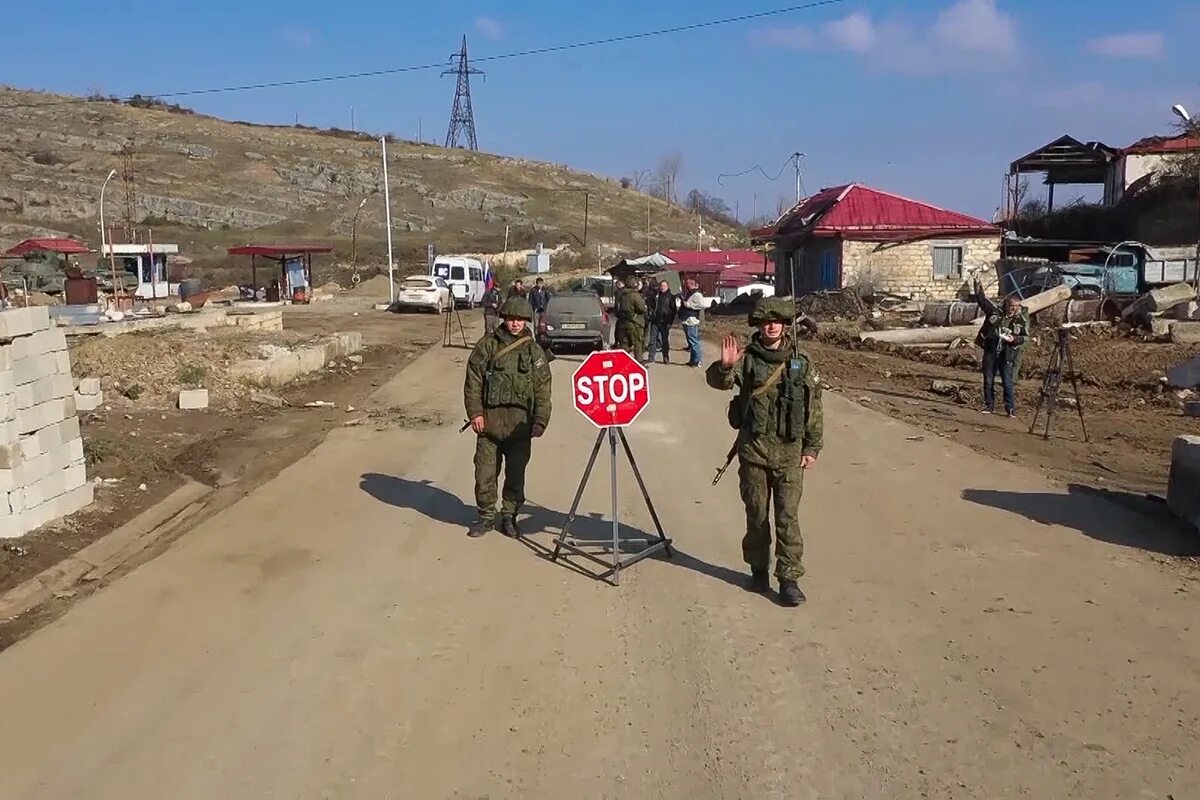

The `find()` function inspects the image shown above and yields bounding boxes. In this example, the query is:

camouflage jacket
[464,327,553,440]
[614,287,647,326]
[706,334,824,468]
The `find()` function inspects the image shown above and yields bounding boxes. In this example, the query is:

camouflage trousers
[473,434,532,520]
[615,323,646,360]
[738,460,805,581]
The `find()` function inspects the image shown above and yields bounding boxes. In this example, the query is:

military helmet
[748,296,795,326]
[498,295,534,321]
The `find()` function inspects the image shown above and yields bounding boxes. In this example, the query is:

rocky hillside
[0,87,743,276]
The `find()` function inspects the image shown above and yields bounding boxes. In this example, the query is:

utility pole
[583,191,590,247]
[443,35,484,150]
[381,137,395,305]
[120,143,137,243]
[350,107,355,132]
[792,151,804,202]
[646,195,651,254]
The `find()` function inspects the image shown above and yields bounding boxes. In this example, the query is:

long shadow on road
[962,485,1200,557]
[359,472,749,591]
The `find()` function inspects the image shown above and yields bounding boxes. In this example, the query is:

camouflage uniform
[463,297,553,527]
[614,283,648,358]
[706,297,824,582]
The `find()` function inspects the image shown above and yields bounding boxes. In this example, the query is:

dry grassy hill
[0,87,744,284]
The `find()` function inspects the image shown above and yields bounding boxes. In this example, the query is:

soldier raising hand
[706,297,824,607]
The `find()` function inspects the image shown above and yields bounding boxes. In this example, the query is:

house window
[932,246,963,279]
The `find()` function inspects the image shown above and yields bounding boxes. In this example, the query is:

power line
[0,0,848,111]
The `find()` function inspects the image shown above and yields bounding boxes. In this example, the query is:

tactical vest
[483,335,536,410]
[727,350,811,443]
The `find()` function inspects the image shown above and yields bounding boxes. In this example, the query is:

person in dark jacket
[528,278,552,316]
[481,285,503,331]
[973,277,1030,417]
[646,280,677,365]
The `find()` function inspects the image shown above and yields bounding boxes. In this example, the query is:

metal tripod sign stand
[553,350,672,585]
[550,426,673,585]
[442,299,469,348]
[1029,326,1089,442]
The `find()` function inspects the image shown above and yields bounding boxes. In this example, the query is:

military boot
[778,580,807,607]
[500,514,522,538]
[747,567,771,594]
[467,517,493,539]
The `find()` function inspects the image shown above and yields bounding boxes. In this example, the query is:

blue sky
[4,0,1198,222]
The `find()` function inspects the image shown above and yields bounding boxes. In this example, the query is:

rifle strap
[490,335,532,367]
[749,361,787,399]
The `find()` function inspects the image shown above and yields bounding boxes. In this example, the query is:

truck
[1005,244,1197,301]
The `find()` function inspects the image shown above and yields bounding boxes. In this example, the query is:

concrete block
[77,377,101,395]
[0,306,50,340]
[53,350,71,375]
[67,437,83,463]
[0,345,10,371]
[0,369,14,395]
[11,328,67,360]
[1175,301,1200,321]
[0,394,13,423]
[295,346,326,375]
[178,388,209,410]
[1167,356,1200,389]
[1168,435,1200,532]
[1185,401,1200,418]
[12,355,55,387]
[17,373,74,410]
[1150,316,1173,337]
[1170,322,1200,345]
[75,391,103,412]
[16,397,73,435]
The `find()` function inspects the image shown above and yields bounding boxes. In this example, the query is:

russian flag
[483,263,495,291]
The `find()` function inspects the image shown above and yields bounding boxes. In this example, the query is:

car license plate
[561,322,586,330]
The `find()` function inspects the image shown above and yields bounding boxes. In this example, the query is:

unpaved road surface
[0,330,1197,799]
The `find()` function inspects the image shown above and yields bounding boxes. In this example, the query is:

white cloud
[281,27,316,48]
[825,13,875,53]
[932,0,1017,57]
[750,0,1019,74]
[1085,32,1165,60]
[474,16,505,41]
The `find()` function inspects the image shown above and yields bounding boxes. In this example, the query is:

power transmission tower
[120,142,138,243]
[442,35,484,150]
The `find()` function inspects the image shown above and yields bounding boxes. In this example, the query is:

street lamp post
[350,194,372,268]
[99,169,119,300]
[1171,104,1199,291]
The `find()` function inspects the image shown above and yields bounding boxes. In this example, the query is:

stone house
[751,184,1001,301]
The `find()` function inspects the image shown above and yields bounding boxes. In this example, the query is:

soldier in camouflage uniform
[614,277,648,359]
[706,296,824,606]
[463,296,554,538]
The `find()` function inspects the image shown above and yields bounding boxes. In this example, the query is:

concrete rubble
[1166,356,1200,389]
[1169,322,1200,345]
[0,307,92,538]
[1167,435,1200,532]
[1121,283,1197,320]
[230,333,364,388]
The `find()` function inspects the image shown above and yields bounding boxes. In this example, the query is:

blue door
[820,249,838,289]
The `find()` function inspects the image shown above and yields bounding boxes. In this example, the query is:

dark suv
[537,291,610,353]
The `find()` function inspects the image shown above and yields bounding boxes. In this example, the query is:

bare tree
[651,155,683,205]
[775,194,792,217]
[685,189,738,227]
[627,169,650,192]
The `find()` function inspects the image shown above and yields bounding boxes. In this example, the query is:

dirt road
[0,330,1196,799]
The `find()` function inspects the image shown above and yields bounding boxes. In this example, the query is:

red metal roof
[5,238,92,256]
[753,184,997,240]
[227,244,334,257]
[1124,133,1200,155]
[662,249,766,268]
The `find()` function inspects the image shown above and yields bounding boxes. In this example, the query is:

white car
[394,275,452,313]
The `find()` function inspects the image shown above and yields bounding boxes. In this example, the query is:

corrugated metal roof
[754,184,997,240]
[662,249,765,267]
[5,238,92,256]
[1124,133,1200,155]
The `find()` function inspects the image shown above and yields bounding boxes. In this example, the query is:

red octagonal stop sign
[572,350,651,428]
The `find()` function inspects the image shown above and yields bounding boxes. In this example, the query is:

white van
[431,256,487,307]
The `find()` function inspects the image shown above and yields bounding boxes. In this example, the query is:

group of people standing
[613,276,706,367]
[482,276,553,331]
